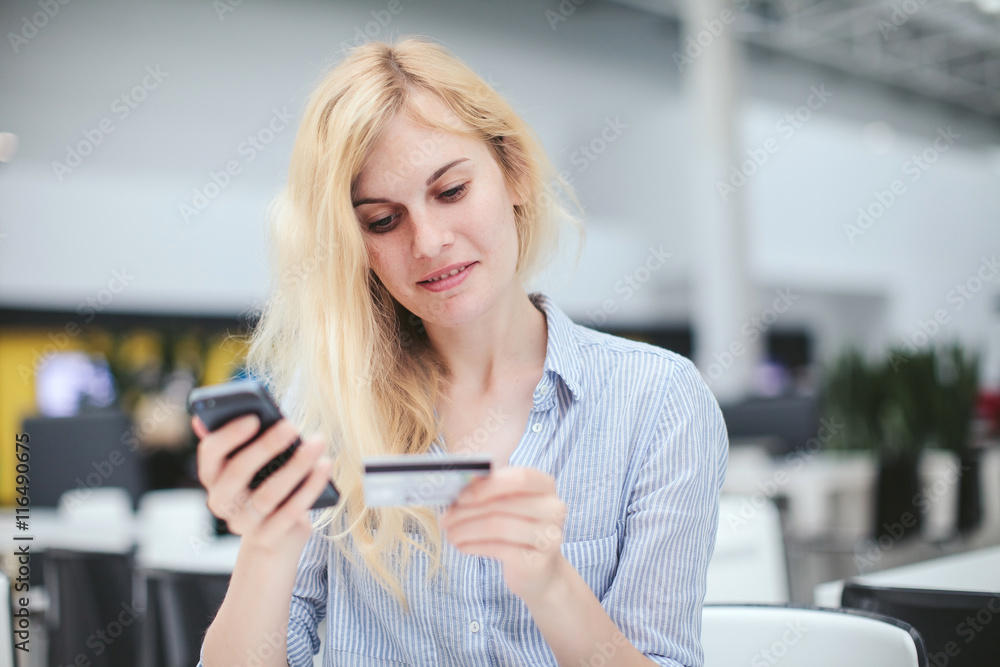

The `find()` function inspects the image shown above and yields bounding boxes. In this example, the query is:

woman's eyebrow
[352,158,470,208]
[425,158,469,186]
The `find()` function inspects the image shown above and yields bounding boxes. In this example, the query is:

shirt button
[469,620,481,633]
[531,423,542,433]
[538,385,548,394]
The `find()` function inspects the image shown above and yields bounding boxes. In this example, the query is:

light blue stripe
[198,291,728,667]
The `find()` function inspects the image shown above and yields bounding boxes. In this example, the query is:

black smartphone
[187,380,340,510]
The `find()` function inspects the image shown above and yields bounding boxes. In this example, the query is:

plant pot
[873,452,923,544]
[956,449,983,534]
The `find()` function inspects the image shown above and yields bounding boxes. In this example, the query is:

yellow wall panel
[0,330,85,505]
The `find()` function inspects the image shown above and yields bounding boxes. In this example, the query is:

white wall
[738,57,1000,378]
[1,0,998,382]
[0,0,688,312]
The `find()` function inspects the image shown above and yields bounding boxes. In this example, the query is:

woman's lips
[418,262,476,292]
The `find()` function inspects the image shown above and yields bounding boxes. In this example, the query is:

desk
[0,508,134,555]
[814,544,1000,607]
[816,545,1000,667]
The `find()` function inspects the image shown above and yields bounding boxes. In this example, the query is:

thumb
[191,416,210,439]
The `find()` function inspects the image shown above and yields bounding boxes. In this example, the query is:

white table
[0,508,135,555]
[815,544,1000,607]
[0,506,241,613]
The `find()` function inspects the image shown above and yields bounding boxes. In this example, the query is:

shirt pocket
[332,530,444,666]
[326,647,409,666]
[560,531,620,599]
[325,613,438,666]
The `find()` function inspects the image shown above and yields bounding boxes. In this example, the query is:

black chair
[842,581,1000,667]
[720,395,820,457]
[42,549,137,667]
[21,411,146,509]
[137,569,230,667]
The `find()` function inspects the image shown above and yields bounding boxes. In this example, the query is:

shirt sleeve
[195,514,330,667]
[600,356,729,667]
[286,511,331,666]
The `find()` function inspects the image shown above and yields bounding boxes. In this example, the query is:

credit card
[362,453,492,507]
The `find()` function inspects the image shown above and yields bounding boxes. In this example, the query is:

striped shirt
[200,291,728,667]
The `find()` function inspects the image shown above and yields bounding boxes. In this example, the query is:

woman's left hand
[439,466,569,602]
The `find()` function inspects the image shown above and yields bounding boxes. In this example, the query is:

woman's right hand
[193,414,333,558]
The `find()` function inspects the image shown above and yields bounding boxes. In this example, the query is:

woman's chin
[411,293,495,331]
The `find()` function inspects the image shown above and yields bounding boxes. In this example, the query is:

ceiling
[610,0,1000,117]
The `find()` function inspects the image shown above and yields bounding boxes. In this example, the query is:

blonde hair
[245,36,583,610]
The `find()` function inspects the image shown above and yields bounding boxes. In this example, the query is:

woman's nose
[410,207,454,258]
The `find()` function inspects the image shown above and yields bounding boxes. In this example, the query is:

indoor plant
[932,343,981,533]
[823,348,931,543]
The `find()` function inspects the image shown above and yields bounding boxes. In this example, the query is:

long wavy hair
[245,36,584,611]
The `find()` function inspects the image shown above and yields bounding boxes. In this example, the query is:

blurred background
[1,0,999,665]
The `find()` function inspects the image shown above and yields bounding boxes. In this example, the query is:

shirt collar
[529,292,584,408]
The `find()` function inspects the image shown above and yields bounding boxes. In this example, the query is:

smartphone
[187,380,340,510]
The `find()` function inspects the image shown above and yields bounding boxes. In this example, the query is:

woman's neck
[424,289,547,397]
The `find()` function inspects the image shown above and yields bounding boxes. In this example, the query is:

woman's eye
[438,183,468,202]
[364,185,466,233]
[367,214,396,233]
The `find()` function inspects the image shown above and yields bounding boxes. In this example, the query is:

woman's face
[352,95,523,329]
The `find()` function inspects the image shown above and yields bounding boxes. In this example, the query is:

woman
[195,37,728,667]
